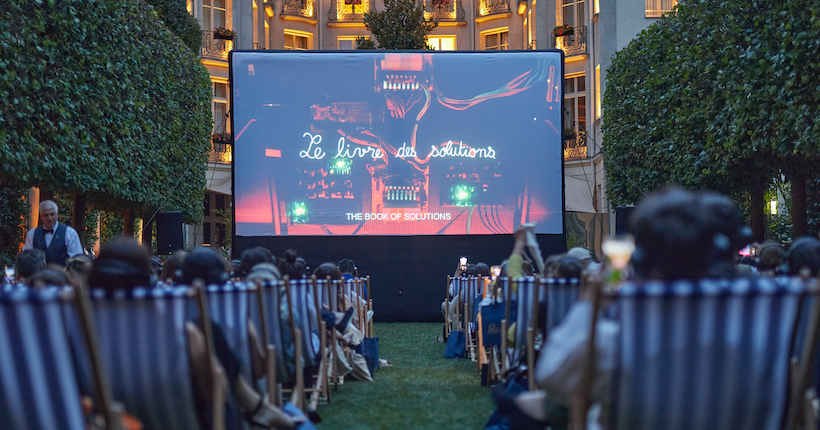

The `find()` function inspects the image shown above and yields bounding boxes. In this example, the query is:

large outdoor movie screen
[231,51,564,236]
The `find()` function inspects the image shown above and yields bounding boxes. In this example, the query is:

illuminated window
[285,30,312,50]
[562,0,584,28]
[427,36,456,50]
[265,21,270,49]
[203,0,227,31]
[564,74,587,159]
[482,29,508,50]
[594,0,598,14]
[213,81,229,133]
[645,0,677,17]
[595,65,601,119]
[338,36,364,50]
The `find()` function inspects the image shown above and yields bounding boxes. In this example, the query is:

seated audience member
[240,247,277,280]
[27,265,71,289]
[314,263,355,332]
[785,237,820,278]
[756,243,785,276]
[339,258,367,298]
[495,188,740,430]
[65,254,93,289]
[700,192,752,277]
[442,262,473,326]
[552,256,584,280]
[15,248,46,285]
[91,240,300,430]
[280,249,307,280]
[161,250,187,285]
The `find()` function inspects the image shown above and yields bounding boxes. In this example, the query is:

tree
[357,0,438,49]
[146,0,203,53]
[603,0,820,240]
[0,0,212,233]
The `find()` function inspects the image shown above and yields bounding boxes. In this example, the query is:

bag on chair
[481,302,504,347]
[444,330,466,358]
[354,337,379,376]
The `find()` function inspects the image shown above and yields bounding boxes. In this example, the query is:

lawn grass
[316,323,494,430]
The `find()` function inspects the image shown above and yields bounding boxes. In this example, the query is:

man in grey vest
[22,200,84,265]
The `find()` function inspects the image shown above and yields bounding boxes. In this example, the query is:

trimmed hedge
[0,0,212,224]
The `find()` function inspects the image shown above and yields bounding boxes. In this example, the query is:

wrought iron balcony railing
[553,26,587,57]
[475,0,509,19]
[282,0,318,21]
[328,0,374,22]
[422,0,465,22]
[209,141,232,164]
[563,131,588,160]
[200,30,234,62]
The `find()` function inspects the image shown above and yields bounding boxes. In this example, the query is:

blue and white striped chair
[0,287,86,430]
[544,277,581,332]
[83,287,207,430]
[600,277,807,430]
[511,276,540,390]
[205,283,254,383]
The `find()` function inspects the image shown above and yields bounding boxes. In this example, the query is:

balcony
[200,30,234,62]
[475,0,510,21]
[553,26,587,57]
[328,0,374,24]
[563,132,588,161]
[282,0,318,22]
[421,0,466,24]
[210,141,232,164]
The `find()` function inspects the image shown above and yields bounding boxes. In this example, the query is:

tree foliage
[357,0,438,49]
[0,187,29,268]
[146,0,203,53]
[0,0,213,224]
[603,0,820,234]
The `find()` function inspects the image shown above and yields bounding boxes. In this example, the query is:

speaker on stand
[615,206,635,236]
[156,211,184,255]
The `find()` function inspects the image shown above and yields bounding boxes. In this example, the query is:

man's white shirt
[22,221,84,258]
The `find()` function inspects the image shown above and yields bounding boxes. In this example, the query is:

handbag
[444,330,466,358]
[481,302,504,347]
[354,337,379,377]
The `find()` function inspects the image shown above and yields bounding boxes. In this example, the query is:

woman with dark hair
[279,249,307,280]
[161,250,187,285]
[88,237,153,290]
[239,247,277,280]
[757,242,785,276]
[786,237,820,278]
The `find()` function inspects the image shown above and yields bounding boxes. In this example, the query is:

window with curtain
[203,0,227,30]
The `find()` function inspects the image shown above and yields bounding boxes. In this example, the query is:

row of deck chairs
[0,275,374,430]
[443,276,581,387]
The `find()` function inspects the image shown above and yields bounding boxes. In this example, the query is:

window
[562,0,584,28]
[564,75,587,159]
[427,36,456,50]
[482,29,508,51]
[212,81,229,133]
[203,0,227,31]
[285,31,311,50]
[595,65,601,119]
[338,36,363,50]
[202,192,229,247]
[645,0,677,17]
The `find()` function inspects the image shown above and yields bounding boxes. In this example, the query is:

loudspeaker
[156,212,183,255]
[615,206,635,235]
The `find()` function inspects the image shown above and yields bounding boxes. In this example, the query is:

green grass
[317,323,494,430]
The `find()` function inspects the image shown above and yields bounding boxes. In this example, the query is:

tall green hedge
[0,0,212,224]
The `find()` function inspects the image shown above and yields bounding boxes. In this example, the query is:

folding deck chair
[578,277,808,430]
[544,277,581,332]
[0,287,91,430]
[250,279,292,407]
[511,276,540,390]
[79,286,226,430]
[285,277,328,411]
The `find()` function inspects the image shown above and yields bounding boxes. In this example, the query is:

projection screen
[231,51,564,237]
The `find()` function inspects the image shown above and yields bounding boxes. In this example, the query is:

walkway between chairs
[318,322,493,429]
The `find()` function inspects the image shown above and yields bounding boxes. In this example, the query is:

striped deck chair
[249,279,291,406]
[81,286,223,430]
[544,277,581,332]
[784,277,820,429]
[589,277,807,430]
[446,276,466,336]
[511,276,540,390]
[205,283,254,382]
[285,277,327,410]
[0,287,86,430]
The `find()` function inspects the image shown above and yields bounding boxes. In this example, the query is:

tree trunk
[141,217,153,248]
[73,194,87,248]
[792,166,808,238]
[750,177,766,243]
[123,209,135,236]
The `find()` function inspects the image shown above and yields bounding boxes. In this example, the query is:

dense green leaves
[603,0,820,214]
[357,0,437,49]
[146,0,203,53]
[0,0,212,224]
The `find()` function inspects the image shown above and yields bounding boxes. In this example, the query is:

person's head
[314,263,342,281]
[566,247,592,266]
[65,254,93,288]
[630,188,716,280]
[39,200,59,230]
[16,249,46,282]
[180,247,228,285]
[553,255,584,279]
[699,192,751,277]
[521,260,534,276]
[27,265,70,289]
[756,242,785,274]
[473,262,491,277]
[279,249,306,279]
[240,247,275,279]
[88,237,152,290]
[245,262,281,284]
[338,258,357,275]
[162,250,187,284]
[543,253,565,277]
[786,237,820,277]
